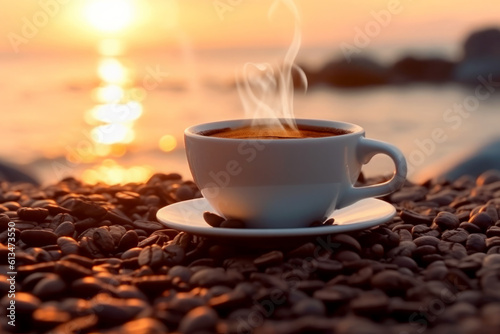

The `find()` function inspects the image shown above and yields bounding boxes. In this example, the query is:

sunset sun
[84,0,136,33]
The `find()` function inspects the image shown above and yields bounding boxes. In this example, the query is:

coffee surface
[201,124,351,139]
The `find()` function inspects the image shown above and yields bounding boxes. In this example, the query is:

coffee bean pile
[1,171,500,333]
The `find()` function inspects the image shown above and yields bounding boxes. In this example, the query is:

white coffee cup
[185,119,407,229]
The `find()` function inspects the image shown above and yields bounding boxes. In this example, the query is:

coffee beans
[4,171,500,333]
[20,230,58,247]
[433,212,460,230]
[203,211,225,227]
[202,212,245,228]
[17,207,49,222]
[470,212,494,231]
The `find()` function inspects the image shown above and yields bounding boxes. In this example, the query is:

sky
[0,0,499,55]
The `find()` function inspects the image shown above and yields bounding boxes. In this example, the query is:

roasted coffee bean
[400,209,434,225]
[117,230,139,252]
[313,286,357,306]
[108,225,126,244]
[1,292,40,314]
[480,203,499,221]
[441,228,469,243]
[132,219,164,233]
[45,203,72,215]
[111,318,168,334]
[17,262,57,279]
[292,298,326,317]
[486,236,500,249]
[72,276,114,297]
[414,235,440,247]
[0,214,10,230]
[163,244,186,266]
[477,170,500,185]
[331,234,362,253]
[93,227,115,253]
[9,169,500,333]
[190,268,239,287]
[2,201,21,211]
[392,256,419,271]
[350,290,389,316]
[74,218,99,232]
[178,306,218,334]
[386,241,416,258]
[203,211,225,227]
[168,265,193,282]
[32,274,67,299]
[91,294,146,326]
[133,275,171,295]
[470,212,494,231]
[334,250,361,263]
[104,210,133,225]
[20,229,58,246]
[27,247,52,263]
[371,270,415,295]
[57,236,80,255]
[395,229,413,242]
[413,245,437,258]
[467,234,487,253]
[433,212,460,230]
[62,198,107,218]
[32,305,71,328]
[79,236,104,258]
[287,243,316,258]
[54,221,75,237]
[17,207,49,222]
[121,247,142,260]
[175,185,195,201]
[460,222,483,234]
[137,234,159,248]
[115,191,142,206]
[55,260,92,280]
[138,244,164,269]
[61,254,93,268]
[487,226,500,237]
[254,251,284,268]
[323,218,335,225]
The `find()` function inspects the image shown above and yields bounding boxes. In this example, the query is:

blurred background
[1,0,500,185]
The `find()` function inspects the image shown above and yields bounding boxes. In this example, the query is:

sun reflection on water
[81,47,154,184]
[98,58,129,84]
[75,1,180,185]
[82,159,153,185]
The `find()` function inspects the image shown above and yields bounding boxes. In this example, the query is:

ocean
[1,46,500,185]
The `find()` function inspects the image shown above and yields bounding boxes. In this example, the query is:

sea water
[1,47,499,184]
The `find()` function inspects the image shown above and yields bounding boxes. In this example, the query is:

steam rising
[237,0,307,136]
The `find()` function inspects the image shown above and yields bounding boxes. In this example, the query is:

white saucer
[156,198,395,240]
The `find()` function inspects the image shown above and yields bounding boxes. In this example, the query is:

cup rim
[185,118,364,141]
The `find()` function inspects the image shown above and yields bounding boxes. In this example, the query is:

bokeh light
[82,159,153,185]
[98,58,128,84]
[84,0,136,33]
[159,135,178,152]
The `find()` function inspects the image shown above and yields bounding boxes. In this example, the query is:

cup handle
[338,137,407,208]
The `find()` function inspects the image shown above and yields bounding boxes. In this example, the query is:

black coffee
[201,124,351,139]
